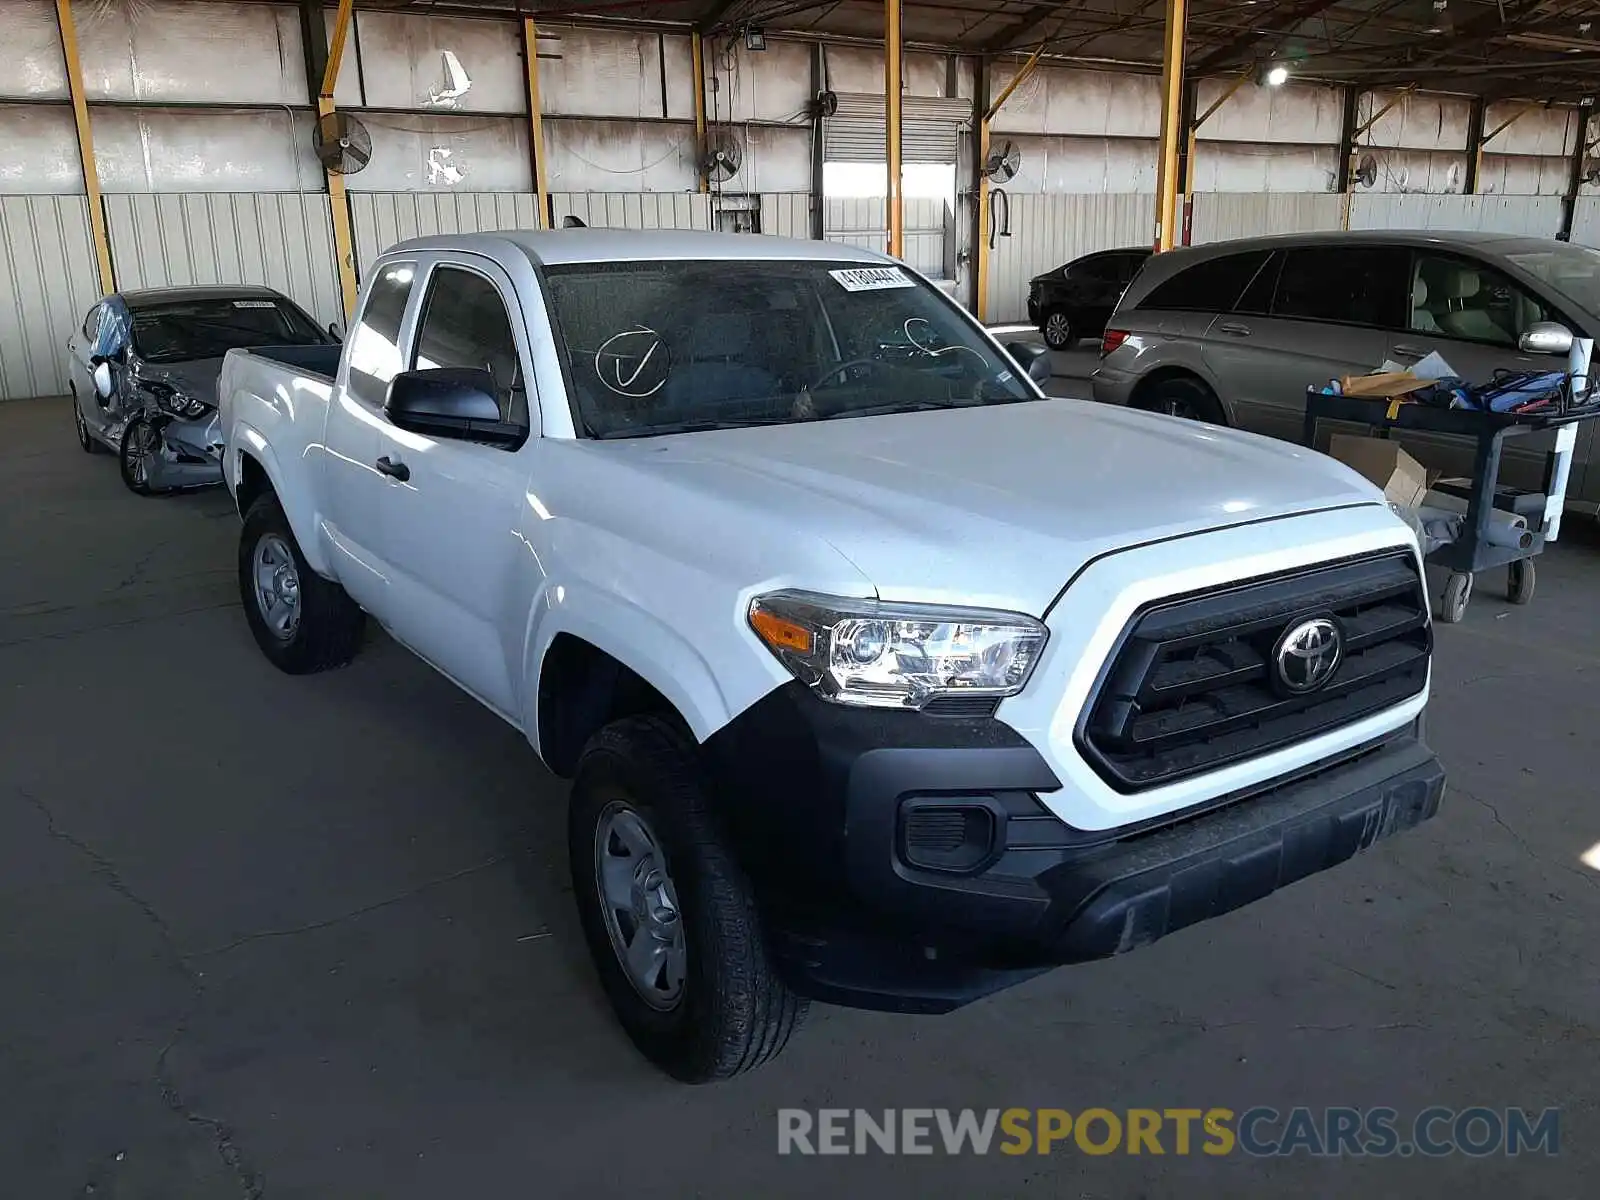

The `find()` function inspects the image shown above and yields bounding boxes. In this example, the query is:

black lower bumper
[705,684,1443,1014]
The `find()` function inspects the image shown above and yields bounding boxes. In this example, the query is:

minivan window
[1233,251,1283,315]
[1410,252,1551,347]
[1504,242,1600,319]
[1141,251,1271,313]
[1273,246,1407,328]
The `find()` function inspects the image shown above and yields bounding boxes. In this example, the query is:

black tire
[238,494,364,674]
[1041,310,1075,351]
[569,715,806,1082]
[119,417,160,495]
[71,392,104,454]
[1135,375,1225,424]
[1507,558,1535,605]
[1439,571,1473,624]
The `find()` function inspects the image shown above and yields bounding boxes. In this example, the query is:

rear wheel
[71,393,103,454]
[238,494,365,673]
[569,716,806,1082]
[1041,310,1075,350]
[1135,375,1225,424]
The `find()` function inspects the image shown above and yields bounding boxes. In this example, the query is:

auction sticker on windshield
[233,300,277,308]
[830,266,917,292]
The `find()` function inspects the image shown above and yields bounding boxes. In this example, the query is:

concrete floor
[3,393,1598,1199]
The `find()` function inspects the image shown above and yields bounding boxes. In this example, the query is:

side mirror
[1004,340,1054,385]
[92,361,114,399]
[327,322,343,342]
[1519,321,1573,356]
[385,368,524,447]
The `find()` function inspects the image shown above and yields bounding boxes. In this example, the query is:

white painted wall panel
[823,46,948,97]
[1478,154,1570,196]
[349,114,531,192]
[542,119,697,193]
[737,125,813,194]
[1192,143,1338,193]
[985,193,1155,323]
[0,195,100,399]
[1350,148,1467,193]
[661,34,696,121]
[1349,193,1562,237]
[4,0,68,100]
[989,66,1160,139]
[1194,81,1343,145]
[707,40,813,123]
[77,0,306,106]
[998,136,1155,194]
[0,104,83,194]
[549,193,711,232]
[354,11,526,115]
[1190,193,1344,244]
[1482,103,1577,157]
[104,192,342,326]
[760,193,812,239]
[349,191,541,276]
[93,108,322,192]
[539,24,667,119]
[1362,90,1471,151]
[1570,197,1600,248]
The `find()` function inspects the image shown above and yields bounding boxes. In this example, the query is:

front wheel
[1041,310,1075,350]
[569,716,806,1082]
[119,417,161,494]
[238,495,365,673]
[72,393,104,454]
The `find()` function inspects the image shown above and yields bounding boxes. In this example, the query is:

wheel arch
[1129,366,1232,425]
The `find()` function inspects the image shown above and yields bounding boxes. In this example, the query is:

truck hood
[613,399,1384,616]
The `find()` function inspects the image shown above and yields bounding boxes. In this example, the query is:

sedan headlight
[748,590,1047,709]
[141,381,210,420]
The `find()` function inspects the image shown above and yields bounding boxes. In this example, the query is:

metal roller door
[823,93,972,163]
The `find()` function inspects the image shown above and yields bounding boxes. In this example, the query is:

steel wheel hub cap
[595,803,686,1010]
[252,533,301,640]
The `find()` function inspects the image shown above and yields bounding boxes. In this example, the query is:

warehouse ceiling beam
[522,18,552,228]
[1152,0,1189,252]
[1188,0,1344,74]
[319,0,360,320]
[54,0,114,295]
[886,0,904,259]
[696,0,748,33]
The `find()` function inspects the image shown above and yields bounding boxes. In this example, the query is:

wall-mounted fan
[313,112,372,175]
[983,139,1022,184]
[1583,158,1600,186]
[1353,153,1378,189]
[812,90,839,119]
[704,134,743,184]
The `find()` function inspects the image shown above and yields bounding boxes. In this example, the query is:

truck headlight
[748,590,1046,709]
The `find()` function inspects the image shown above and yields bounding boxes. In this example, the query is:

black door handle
[375,455,410,482]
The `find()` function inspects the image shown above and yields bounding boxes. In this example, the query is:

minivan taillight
[1101,328,1129,357]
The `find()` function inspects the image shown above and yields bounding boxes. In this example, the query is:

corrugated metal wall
[1347,193,1562,237]
[549,192,712,231]
[349,191,543,276]
[760,193,812,239]
[987,193,1154,324]
[823,197,948,278]
[1570,197,1600,248]
[104,193,343,326]
[1190,192,1344,244]
[0,195,101,400]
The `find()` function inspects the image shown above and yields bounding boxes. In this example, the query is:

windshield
[542,260,1036,438]
[130,297,327,363]
[1505,243,1600,317]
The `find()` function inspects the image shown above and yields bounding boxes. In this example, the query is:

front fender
[228,424,334,579]
[521,580,780,751]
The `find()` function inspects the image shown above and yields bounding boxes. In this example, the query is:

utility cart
[1303,388,1600,623]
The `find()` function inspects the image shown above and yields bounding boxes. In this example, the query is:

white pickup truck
[219,230,1444,1082]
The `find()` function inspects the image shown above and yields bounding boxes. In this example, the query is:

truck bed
[243,343,342,382]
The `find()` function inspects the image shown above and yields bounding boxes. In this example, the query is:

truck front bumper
[704,683,1443,1014]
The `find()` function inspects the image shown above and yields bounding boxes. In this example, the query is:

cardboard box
[1338,370,1432,399]
[1327,434,1433,509]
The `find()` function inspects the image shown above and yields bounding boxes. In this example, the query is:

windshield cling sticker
[232,300,277,308]
[829,266,917,292]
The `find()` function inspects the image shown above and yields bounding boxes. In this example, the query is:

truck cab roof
[382,228,893,269]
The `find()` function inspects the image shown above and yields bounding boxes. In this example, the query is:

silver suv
[1091,230,1600,504]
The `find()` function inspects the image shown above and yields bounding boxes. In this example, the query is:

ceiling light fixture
[1263,63,1289,86]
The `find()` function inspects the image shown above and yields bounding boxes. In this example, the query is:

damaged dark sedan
[66,286,334,495]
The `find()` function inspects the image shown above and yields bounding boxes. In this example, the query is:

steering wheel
[807,358,894,393]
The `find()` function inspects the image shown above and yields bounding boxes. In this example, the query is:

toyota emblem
[1273,617,1343,694]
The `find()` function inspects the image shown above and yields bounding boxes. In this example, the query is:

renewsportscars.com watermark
[777,1107,1560,1158]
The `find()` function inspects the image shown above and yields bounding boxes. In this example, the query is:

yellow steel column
[885,0,904,259]
[1151,0,1189,252]
[976,47,1045,322]
[320,0,359,319]
[522,18,550,228]
[691,32,709,194]
[55,0,114,294]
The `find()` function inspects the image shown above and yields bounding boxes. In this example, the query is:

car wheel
[119,417,161,494]
[1041,310,1075,351]
[71,393,103,454]
[570,715,807,1082]
[238,494,365,673]
[1136,376,1225,424]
